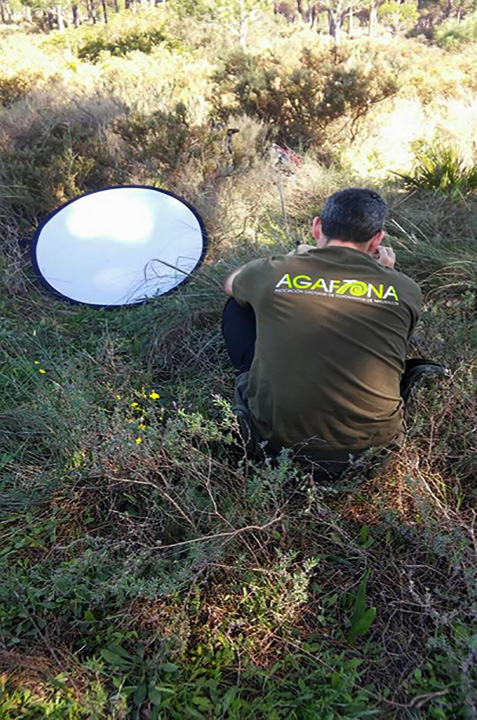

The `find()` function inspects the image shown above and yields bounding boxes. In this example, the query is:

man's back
[233,246,421,458]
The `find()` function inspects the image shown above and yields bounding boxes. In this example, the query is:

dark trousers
[222,298,448,475]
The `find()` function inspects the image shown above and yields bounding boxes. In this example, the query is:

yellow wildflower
[135,437,142,445]
[149,391,160,400]
[131,401,140,408]
[34,361,40,365]
[138,423,147,430]
[38,369,46,374]
[115,394,122,400]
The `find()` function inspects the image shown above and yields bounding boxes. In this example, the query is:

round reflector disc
[32,186,207,307]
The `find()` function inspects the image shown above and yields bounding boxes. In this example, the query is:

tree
[19,0,71,29]
[325,0,368,43]
[378,0,418,35]
[368,0,384,35]
[171,0,273,48]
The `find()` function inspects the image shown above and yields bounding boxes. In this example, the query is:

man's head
[313,188,387,254]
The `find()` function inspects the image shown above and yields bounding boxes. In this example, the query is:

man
[222,187,444,477]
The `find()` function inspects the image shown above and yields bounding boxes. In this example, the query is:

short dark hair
[321,188,387,244]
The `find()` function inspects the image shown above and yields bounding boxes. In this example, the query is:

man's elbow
[223,277,234,297]
[223,267,243,297]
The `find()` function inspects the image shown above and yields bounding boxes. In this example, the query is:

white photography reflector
[31,186,207,307]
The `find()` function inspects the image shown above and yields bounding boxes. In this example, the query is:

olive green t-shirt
[232,247,422,458]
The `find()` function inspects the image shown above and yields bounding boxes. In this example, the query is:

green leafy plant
[0,74,40,107]
[378,0,419,35]
[397,145,477,197]
[77,24,171,62]
[435,10,477,48]
[347,569,377,643]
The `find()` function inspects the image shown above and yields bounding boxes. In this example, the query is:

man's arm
[223,265,247,297]
[374,246,396,268]
[286,244,315,256]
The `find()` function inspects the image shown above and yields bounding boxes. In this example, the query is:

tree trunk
[368,0,378,36]
[114,0,119,12]
[44,10,54,29]
[239,0,248,48]
[309,3,317,27]
[348,4,354,34]
[72,3,79,25]
[0,0,12,23]
[239,15,248,48]
[328,8,342,44]
[296,0,306,21]
[57,5,65,30]
[101,0,108,22]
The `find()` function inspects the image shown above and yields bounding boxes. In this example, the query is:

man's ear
[312,217,326,247]
[368,230,385,254]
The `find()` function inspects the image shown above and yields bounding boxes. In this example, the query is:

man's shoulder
[386,267,422,297]
[238,254,289,278]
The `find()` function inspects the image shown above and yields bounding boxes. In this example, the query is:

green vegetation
[397,145,477,197]
[435,10,477,47]
[1,2,476,718]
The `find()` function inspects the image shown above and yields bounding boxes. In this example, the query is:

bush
[43,10,176,63]
[0,98,127,227]
[378,0,419,35]
[213,46,399,150]
[77,24,172,62]
[114,102,192,173]
[114,104,269,190]
[435,10,477,48]
[0,74,41,107]
[397,144,477,197]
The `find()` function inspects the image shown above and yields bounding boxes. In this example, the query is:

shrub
[43,10,176,63]
[0,97,128,226]
[114,102,192,173]
[77,24,172,63]
[114,104,269,190]
[0,74,41,107]
[435,10,477,48]
[213,46,399,150]
[397,144,477,197]
[378,0,419,35]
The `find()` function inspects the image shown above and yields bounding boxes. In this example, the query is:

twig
[110,475,197,530]
[410,689,450,709]
[12,591,81,695]
[152,515,283,550]
[276,170,292,245]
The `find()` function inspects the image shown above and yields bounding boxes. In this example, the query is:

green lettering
[293,275,312,289]
[310,278,329,292]
[336,280,354,295]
